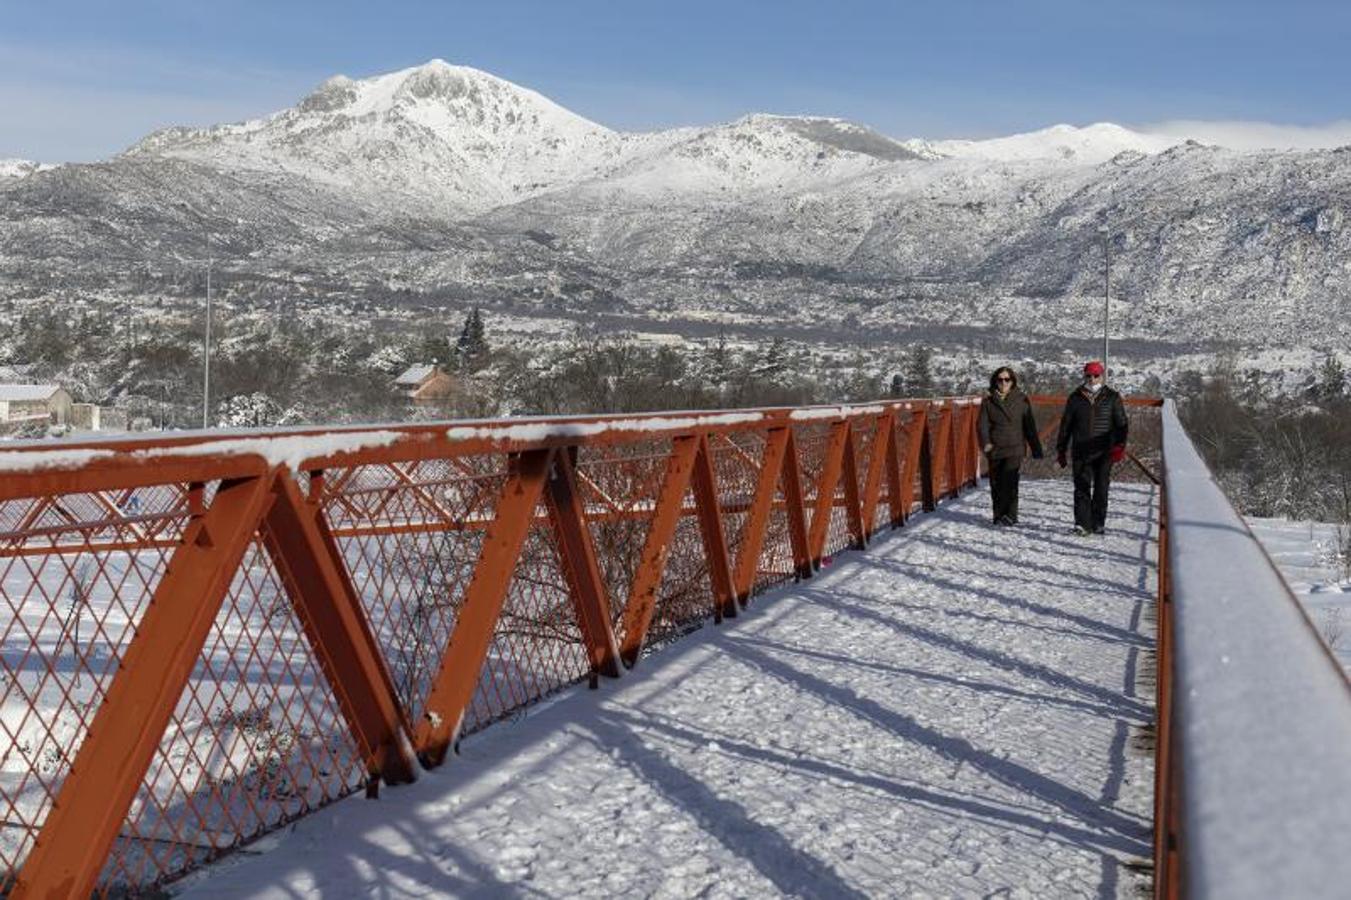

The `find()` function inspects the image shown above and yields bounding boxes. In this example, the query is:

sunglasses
[995,375,1013,382]
[1087,373,1103,380]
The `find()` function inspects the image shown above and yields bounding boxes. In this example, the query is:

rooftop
[0,384,63,402]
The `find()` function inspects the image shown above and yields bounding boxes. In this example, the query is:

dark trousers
[1072,453,1112,529]
[990,456,1021,522]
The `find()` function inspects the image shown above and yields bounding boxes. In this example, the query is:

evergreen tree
[752,337,789,380]
[705,331,733,397]
[1310,353,1347,405]
[901,345,933,396]
[889,373,904,397]
[455,307,489,370]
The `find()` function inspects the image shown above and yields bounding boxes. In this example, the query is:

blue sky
[3,0,1349,161]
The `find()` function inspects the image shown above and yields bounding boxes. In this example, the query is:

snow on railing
[1158,399,1351,899]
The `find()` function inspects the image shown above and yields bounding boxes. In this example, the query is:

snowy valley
[1,60,1349,422]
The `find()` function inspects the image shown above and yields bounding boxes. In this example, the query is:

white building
[0,384,73,425]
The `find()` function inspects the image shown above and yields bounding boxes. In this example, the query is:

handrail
[1155,399,1351,898]
[0,396,984,897]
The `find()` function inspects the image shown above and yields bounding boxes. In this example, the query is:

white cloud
[1139,119,1351,151]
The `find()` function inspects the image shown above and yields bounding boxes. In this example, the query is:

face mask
[1086,381,1103,394]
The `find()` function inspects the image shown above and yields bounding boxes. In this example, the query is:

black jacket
[978,388,1043,461]
[1056,385,1128,459]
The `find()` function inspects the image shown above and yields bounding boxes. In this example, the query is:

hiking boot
[1072,525,1091,536]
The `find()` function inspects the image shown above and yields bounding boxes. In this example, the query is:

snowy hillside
[2,59,1350,361]
[0,158,51,180]
[911,122,1178,164]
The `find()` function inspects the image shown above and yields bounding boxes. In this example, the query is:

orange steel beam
[413,448,553,768]
[952,406,968,488]
[691,435,738,621]
[898,407,926,520]
[883,412,907,527]
[930,405,953,500]
[917,410,937,513]
[260,470,417,787]
[717,431,763,471]
[731,428,791,604]
[781,429,813,578]
[940,405,961,497]
[387,460,459,527]
[806,420,850,567]
[0,456,269,503]
[960,405,976,488]
[543,449,623,680]
[1154,482,1180,898]
[90,491,149,543]
[0,537,180,559]
[618,436,700,666]
[840,424,867,550]
[572,467,627,519]
[859,412,894,543]
[13,475,275,900]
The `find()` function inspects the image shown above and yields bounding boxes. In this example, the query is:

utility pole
[1098,224,1111,380]
[203,232,213,429]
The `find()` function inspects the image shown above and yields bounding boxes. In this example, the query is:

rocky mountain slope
[2,59,1348,352]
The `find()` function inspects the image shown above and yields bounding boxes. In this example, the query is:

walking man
[978,366,1043,525]
[1055,361,1128,535]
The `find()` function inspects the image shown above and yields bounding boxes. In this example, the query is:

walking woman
[977,366,1044,526]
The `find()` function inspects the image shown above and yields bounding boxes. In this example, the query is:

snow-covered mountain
[907,122,1178,164]
[2,59,1349,353]
[122,61,924,212]
[123,60,626,214]
[0,158,52,180]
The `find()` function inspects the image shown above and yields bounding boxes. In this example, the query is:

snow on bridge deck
[180,480,1158,899]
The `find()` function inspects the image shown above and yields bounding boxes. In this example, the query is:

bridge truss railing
[0,397,984,897]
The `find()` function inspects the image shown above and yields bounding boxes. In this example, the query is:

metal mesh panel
[463,514,590,734]
[0,493,186,893]
[97,538,366,895]
[325,460,504,721]
[575,440,674,642]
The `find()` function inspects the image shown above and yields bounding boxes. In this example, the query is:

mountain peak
[928,122,1180,164]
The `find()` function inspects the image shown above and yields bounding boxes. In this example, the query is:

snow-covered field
[1246,517,1351,671]
[176,479,1157,898]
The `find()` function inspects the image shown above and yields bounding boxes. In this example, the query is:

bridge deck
[181,480,1158,899]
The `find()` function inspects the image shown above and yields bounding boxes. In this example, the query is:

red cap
[1083,361,1105,376]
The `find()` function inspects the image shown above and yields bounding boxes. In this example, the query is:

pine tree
[455,307,489,370]
[901,345,933,396]
[753,337,789,380]
[1311,353,1346,405]
[705,331,732,397]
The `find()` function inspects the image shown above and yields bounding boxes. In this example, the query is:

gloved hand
[1110,444,1126,463]
[1056,451,1067,469]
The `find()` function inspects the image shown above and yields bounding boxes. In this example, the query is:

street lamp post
[1098,224,1111,380]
